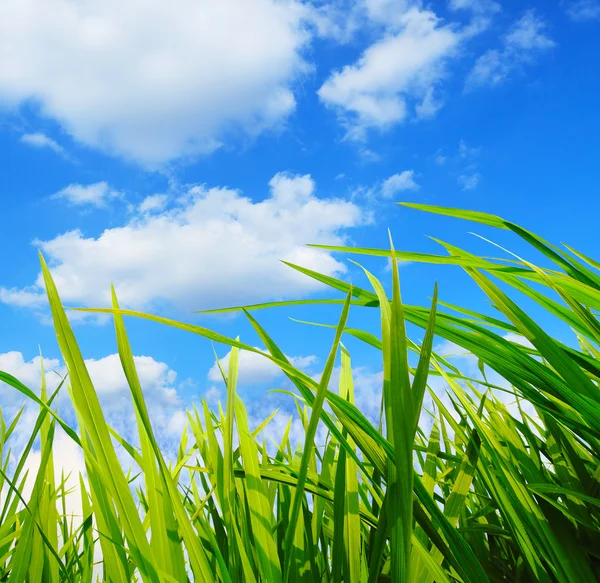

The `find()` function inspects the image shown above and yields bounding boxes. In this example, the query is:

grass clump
[1,204,600,582]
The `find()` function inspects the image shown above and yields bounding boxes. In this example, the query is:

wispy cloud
[449,0,501,14]
[458,172,481,190]
[52,182,121,208]
[20,133,67,157]
[564,0,600,22]
[466,10,555,89]
[138,194,168,214]
[381,170,419,198]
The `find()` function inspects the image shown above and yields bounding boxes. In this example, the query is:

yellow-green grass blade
[326,387,490,582]
[78,475,94,583]
[71,305,328,398]
[419,375,481,583]
[411,534,452,583]
[40,254,161,582]
[196,298,368,314]
[235,396,283,582]
[74,415,131,583]
[5,421,70,583]
[111,289,218,582]
[454,387,596,583]
[35,356,59,583]
[401,202,600,288]
[0,384,62,525]
[411,420,440,581]
[387,236,414,583]
[463,266,600,403]
[241,309,370,476]
[222,343,239,576]
[339,347,362,583]
[410,283,438,436]
[282,290,352,582]
[398,203,508,229]
[0,372,79,446]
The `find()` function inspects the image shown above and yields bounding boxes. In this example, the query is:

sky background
[1,0,599,463]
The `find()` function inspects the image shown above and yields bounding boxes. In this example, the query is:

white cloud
[503,332,534,349]
[310,364,384,424]
[564,0,600,21]
[504,12,556,51]
[381,170,419,197]
[205,386,222,405]
[52,181,121,208]
[364,0,412,27]
[308,1,363,43]
[458,172,481,190]
[458,139,480,159]
[85,353,177,396]
[466,10,555,89]
[1,173,366,314]
[0,0,312,166]
[0,349,186,546]
[0,351,61,401]
[0,349,186,465]
[430,339,540,423]
[414,86,444,119]
[14,428,86,530]
[358,147,381,162]
[384,257,412,271]
[0,350,178,401]
[318,8,462,139]
[20,132,67,157]
[448,0,501,15]
[0,286,47,309]
[138,194,168,214]
[208,347,318,385]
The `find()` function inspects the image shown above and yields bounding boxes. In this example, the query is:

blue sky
[1,0,599,453]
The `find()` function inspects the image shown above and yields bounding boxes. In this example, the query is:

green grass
[1,203,600,581]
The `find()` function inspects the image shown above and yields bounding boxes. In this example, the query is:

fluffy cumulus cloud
[564,0,600,21]
[318,6,463,139]
[208,347,318,385]
[13,428,86,523]
[0,350,179,406]
[0,0,312,165]
[52,181,121,208]
[0,348,187,467]
[0,351,61,397]
[0,349,185,542]
[466,10,555,89]
[0,173,366,314]
[381,170,419,197]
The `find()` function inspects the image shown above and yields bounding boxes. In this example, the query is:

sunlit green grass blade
[386,237,414,583]
[35,356,59,583]
[283,290,352,581]
[40,254,161,582]
[331,347,361,583]
[6,421,67,583]
[3,202,600,582]
[235,396,283,582]
[111,288,218,582]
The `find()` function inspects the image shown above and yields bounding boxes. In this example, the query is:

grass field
[1,203,600,582]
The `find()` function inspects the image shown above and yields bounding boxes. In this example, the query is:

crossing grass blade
[1,204,600,581]
[282,289,352,581]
